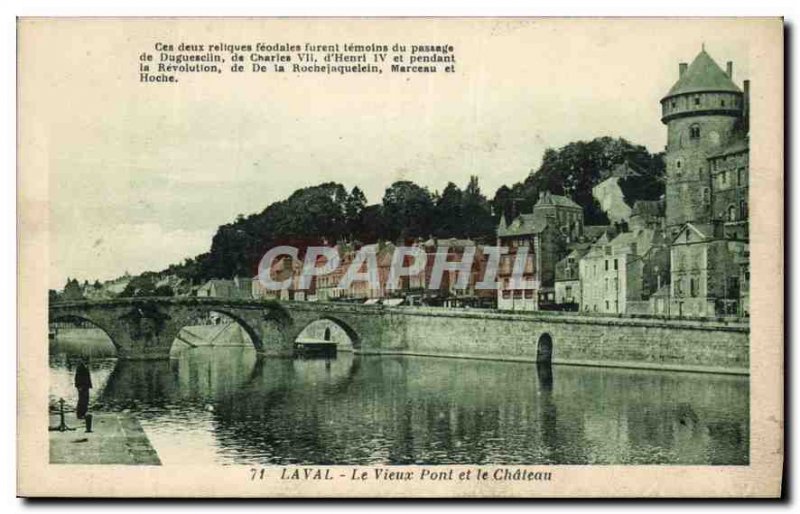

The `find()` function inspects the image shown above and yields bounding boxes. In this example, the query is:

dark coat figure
[74,361,92,419]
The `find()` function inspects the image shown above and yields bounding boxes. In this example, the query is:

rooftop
[664,49,742,99]
[497,213,548,237]
[535,191,581,210]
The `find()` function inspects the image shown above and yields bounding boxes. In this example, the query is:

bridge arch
[295,315,362,349]
[49,313,120,353]
[173,306,267,352]
[536,333,553,364]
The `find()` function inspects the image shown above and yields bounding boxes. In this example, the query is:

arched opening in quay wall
[536,333,553,364]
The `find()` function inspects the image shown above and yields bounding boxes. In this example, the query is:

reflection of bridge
[49,298,376,360]
[49,297,749,373]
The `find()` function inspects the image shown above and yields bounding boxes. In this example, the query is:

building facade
[669,223,748,318]
[496,191,582,311]
[554,247,587,308]
[579,228,668,315]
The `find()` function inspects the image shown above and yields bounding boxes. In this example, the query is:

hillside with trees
[148,136,664,286]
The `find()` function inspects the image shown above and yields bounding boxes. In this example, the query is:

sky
[18,18,755,288]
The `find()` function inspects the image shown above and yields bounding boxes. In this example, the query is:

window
[702,188,710,204]
[565,285,572,299]
[690,277,699,297]
[728,205,737,221]
[613,259,618,271]
[689,124,701,139]
[605,300,610,310]
[605,260,609,271]
[694,95,701,106]
[738,167,746,186]
[721,99,726,107]
[671,100,676,108]
[740,200,748,220]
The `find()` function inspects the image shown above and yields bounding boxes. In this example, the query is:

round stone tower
[661,48,744,234]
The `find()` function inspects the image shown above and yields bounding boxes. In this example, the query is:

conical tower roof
[664,49,741,99]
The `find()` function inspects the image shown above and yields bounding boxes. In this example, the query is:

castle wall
[664,111,741,230]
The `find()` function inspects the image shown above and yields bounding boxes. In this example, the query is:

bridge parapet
[47,297,749,372]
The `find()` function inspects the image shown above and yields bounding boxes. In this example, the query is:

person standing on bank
[74,358,92,419]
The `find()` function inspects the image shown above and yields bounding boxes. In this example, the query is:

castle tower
[661,48,745,234]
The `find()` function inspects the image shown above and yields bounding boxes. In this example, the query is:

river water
[49,343,749,466]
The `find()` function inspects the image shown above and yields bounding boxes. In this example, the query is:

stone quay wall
[334,306,750,375]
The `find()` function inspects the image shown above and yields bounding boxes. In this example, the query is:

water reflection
[49,345,749,466]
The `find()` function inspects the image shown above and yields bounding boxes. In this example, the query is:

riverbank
[49,412,160,465]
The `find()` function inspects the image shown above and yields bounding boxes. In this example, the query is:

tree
[119,274,157,297]
[344,186,367,239]
[460,176,495,239]
[381,181,435,241]
[493,136,664,226]
[433,182,463,237]
[154,285,174,297]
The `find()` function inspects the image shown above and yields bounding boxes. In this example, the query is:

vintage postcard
[17,17,783,497]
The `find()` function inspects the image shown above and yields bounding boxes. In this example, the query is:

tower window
[689,124,701,139]
[728,205,737,221]
[721,99,726,107]
[676,159,681,169]
[694,95,701,106]
[671,100,676,108]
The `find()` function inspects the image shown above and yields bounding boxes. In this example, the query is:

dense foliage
[156,136,664,283]
[491,137,665,225]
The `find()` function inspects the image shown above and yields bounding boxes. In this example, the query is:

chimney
[679,63,688,77]
[742,79,750,133]
[726,61,733,78]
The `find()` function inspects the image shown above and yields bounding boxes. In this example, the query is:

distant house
[197,277,253,300]
[629,199,666,231]
[669,222,747,318]
[554,247,589,307]
[592,176,632,224]
[579,228,669,315]
[496,191,583,311]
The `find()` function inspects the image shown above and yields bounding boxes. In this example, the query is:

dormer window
[689,124,701,139]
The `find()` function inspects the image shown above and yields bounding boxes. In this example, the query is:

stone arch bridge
[49,298,379,360]
[48,297,749,374]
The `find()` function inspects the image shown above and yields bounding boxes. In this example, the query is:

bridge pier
[104,319,183,361]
